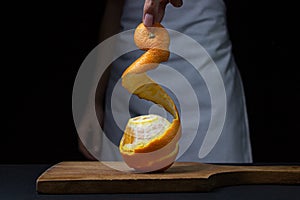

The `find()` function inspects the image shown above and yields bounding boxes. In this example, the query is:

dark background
[2,0,299,164]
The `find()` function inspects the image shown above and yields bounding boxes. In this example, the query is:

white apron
[102,0,252,163]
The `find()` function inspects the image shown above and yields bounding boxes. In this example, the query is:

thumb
[143,0,167,27]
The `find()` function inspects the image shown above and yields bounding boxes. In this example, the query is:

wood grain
[36,161,300,194]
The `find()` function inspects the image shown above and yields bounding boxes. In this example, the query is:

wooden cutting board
[36,161,300,194]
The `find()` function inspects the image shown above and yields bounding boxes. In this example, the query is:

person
[78,0,253,163]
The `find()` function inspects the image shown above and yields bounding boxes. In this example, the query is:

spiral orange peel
[119,23,181,172]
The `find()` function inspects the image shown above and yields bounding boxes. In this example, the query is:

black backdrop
[2,0,299,164]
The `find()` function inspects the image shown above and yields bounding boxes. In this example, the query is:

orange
[119,23,181,173]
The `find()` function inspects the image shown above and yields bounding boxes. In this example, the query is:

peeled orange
[119,23,181,172]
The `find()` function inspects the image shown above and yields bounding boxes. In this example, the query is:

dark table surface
[1,164,300,200]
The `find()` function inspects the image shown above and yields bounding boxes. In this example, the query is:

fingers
[143,0,183,27]
[143,0,160,27]
[144,13,155,27]
[169,0,183,7]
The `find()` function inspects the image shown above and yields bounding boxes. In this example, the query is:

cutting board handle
[207,164,300,188]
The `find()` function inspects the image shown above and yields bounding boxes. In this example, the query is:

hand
[143,0,183,27]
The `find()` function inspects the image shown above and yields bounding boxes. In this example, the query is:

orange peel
[119,23,181,172]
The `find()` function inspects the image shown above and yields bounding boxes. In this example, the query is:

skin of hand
[143,0,183,27]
